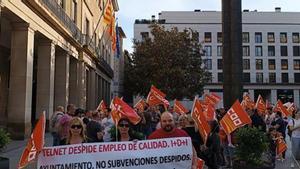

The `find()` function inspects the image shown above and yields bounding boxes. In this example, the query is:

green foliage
[0,128,11,151]
[124,24,211,100]
[235,127,269,166]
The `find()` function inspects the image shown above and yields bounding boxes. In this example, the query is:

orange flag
[205,103,216,121]
[110,99,122,124]
[276,138,287,155]
[220,100,252,135]
[191,97,211,144]
[255,95,266,114]
[287,103,297,115]
[197,158,205,169]
[103,0,113,25]
[18,112,45,169]
[273,100,290,117]
[134,99,147,112]
[204,93,221,107]
[146,85,170,107]
[111,97,141,125]
[96,100,107,112]
[174,99,189,115]
[241,94,255,110]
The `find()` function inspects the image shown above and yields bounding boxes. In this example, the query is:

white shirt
[289,118,300,138]
[101,117,114,142]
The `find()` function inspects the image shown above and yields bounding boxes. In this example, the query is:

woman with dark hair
[203,120,222,169]
[112,118,143,141]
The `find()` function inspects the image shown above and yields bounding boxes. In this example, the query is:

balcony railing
[39,0,82,43]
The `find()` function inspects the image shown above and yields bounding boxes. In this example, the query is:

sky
[117,0,300,53]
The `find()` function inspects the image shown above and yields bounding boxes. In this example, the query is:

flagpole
[88,0,110,46]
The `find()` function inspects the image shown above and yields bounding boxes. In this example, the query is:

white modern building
[134,8,300,107]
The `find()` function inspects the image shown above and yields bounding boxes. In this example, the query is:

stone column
[36,40,55,126]
[69,57,78,106]
[8,23,34,139]
[77,61,87,109]
[293,90,300,107]
[89,70,96,109]
[54,49,69,110]
[271,90,277,105]
[249,90,255,100]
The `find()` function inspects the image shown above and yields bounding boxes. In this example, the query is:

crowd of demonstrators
[49,99,299,169]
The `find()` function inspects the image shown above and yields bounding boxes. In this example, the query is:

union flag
[273,100,291,117]
[276,138,287,155]
[241,93,255,110]
[191,97,210,144]
[220,100,252,135]
[204,92,221,106]
[134,99,147,112]
[96,100,107,112]
[255,95,266,114]
[287,103,297,115]
[18,112,45,168]
[146,85,170,107]
[197,158,205,169]
[173,99,188,115]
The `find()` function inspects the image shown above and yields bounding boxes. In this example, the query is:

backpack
[287,119,295,137]
[50,112,64,133]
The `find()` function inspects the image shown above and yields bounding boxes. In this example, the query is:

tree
[124,24,210,100]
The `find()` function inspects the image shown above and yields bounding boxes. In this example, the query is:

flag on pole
[115,23,120,58]
[241,93,255,110]
[255,94,266,114]
[205,103,216,121]
[103,0,113,25]
[273,100,290,117]
[276,138,287,155]
[111,97,141,125]
[173,99,188,115]
[134,99,147,112]
[287,103,296,115]
[204,93,221,107]
[197,158,205,169]
[191,97,210,144]
[96,100,107,112]
[220,100,252,135]
[18,112,45,169]
[146,85,170,107]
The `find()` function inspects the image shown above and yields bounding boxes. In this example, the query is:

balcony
[82,34,96,54]
[38,0,82,43]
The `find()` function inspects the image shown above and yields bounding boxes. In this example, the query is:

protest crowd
[19,85,300,169]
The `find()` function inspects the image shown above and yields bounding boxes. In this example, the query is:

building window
[294,60,300,70]
[243,59,250,70]
[281,59,288,70]
[255,32,262,43]
[242,32,249,43]
[243,73,250,83]
[268,32,275,43]
[256,73,263,83]
[281,46,288,56]
[293,46,300,56]
[217,32,222,43]
[218,73,223,83]
[282,73,289,83]
[141,32,149,40]
[204,59,212,70]
[204,46,212,56]
[255,46,263,56]
[280,32,287,43]
[71,0,77,23]
[192,32,199,42]
[85,18,90,36]
[295,73,300,83]
[268,46,275,56]
[217,59,223,70]
[292,33,300,43]
[243,46,250,56]
[269,73,276,83]
[256,59,263,70]
[268,59,276,70]
[217,46,222,56]
[204,32,212,43]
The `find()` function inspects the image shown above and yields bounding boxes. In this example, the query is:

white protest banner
[38,137,192,169]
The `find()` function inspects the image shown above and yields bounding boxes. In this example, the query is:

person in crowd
[222,130,236,168]
[265,107,275,131]
[50,106,64,146]
[150,106,161,132]
[203,120,222,169]
[250,109,266,132]
[181,114,203,157]
[148,111,197,169]
[271,111,287,160]
[86,111,104,142]
[267,127,277,168]
[65,117,87,145]
[66,104,76,117]
[140,104,153,137]
[288,111,300,160]
[178,114,188,129]
[57,104,75,145]
[101,108,114,142]
[113,118,143,141]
